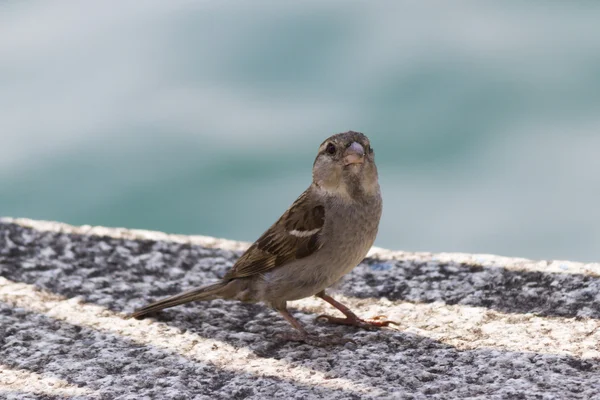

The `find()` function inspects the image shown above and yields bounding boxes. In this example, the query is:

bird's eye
[325,143,336,155]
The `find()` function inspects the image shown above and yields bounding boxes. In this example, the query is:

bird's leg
[276,305,354,346]
[278,307,309,336]
[315,291,398,329]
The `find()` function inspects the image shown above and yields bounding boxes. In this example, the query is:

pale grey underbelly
[256,242,370,302]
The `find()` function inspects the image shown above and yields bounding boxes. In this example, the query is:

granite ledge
[0,218,599,400]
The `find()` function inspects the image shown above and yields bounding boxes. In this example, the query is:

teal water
[1,2,599,262]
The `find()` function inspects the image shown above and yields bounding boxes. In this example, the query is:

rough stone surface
[0,218,599,399]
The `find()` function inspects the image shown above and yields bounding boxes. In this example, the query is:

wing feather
[224,189,325,280]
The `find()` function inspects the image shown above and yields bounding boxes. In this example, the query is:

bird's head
[312,131,379,199]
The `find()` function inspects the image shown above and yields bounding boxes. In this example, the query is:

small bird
[129,131,394,344]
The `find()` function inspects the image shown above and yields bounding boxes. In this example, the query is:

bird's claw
[315,314,399,329]
[369,315,400,326]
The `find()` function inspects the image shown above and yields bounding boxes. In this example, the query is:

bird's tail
[128,281,229,319]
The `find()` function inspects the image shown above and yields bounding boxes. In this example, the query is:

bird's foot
[277,331,355,346]
[315,314,399,330]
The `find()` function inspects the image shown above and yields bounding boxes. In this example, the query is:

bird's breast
[319,194,382,275]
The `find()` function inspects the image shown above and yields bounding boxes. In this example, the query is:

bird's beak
[343,142,365,166]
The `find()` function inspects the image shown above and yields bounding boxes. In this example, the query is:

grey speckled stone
[0,219,599,399]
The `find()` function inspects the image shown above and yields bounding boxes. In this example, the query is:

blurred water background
[1,1,599,262]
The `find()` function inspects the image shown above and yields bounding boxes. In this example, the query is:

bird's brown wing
[224,189,325,280]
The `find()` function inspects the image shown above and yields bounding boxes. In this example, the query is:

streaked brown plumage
[129,131,395,345]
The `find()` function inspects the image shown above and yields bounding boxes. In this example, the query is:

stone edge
[1,217,598,277]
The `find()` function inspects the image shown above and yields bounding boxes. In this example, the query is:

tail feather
[128,281,228,319]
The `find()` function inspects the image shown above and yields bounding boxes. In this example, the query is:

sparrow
[129,131,395,345]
